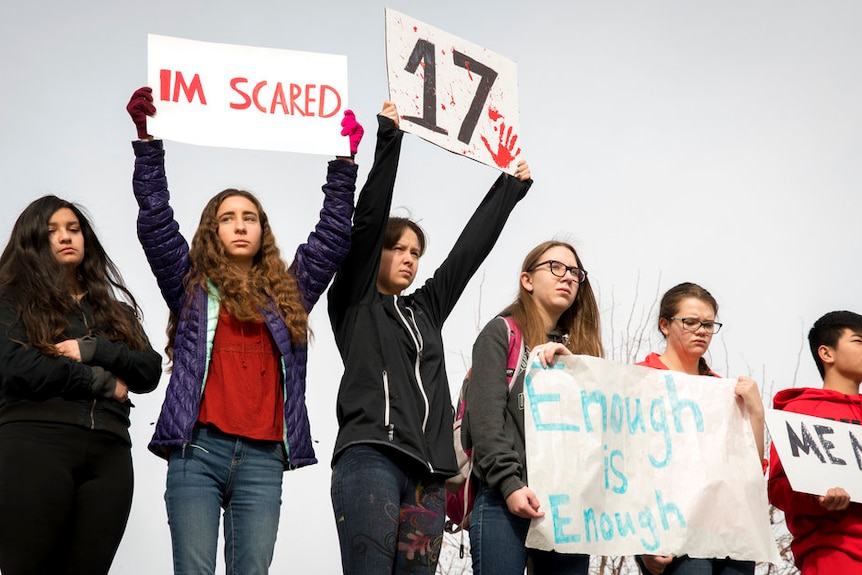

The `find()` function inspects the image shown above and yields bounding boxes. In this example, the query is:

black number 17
[401,39,499,145]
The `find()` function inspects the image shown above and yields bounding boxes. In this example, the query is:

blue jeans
[469,482,589,575]
[331,444,445,575]
[165,426,285,575]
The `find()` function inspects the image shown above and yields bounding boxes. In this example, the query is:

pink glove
[127,87,156,140]
[340,110,364,156]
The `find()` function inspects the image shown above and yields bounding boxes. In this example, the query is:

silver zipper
[392,297,430,432]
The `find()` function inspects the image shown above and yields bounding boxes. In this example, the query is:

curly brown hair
[166,189,308,360]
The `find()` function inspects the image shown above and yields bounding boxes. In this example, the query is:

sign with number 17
[385,9,522,174]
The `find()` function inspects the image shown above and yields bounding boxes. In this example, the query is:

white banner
[147,34,350,155]
[765,408,862,502]
[385,9,521,174]
[524,355,779,562]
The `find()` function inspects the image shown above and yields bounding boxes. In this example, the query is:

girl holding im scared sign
[126,86,363,575]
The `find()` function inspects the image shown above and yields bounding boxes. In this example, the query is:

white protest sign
[147,34,349,156]
[385,9,521,174]
[765,408,862,502]
[523,355,779,563]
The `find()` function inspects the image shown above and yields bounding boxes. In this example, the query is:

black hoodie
[327,115,531,476]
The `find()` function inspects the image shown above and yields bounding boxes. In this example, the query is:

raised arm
[127,87,192,316]
[290,110,362,311]
[417,161,532,324]
[328,103,403,320]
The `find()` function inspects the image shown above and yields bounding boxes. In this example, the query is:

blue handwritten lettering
[549,494,581,543]
[581,389,607,432]
[649,398,671,468]
[665,375,704,433]
[610,393,625,433]
[638,508,660,551]
[626,397,646,433]
[656,490,686,530]
[575,490,680,551]
[525,370,580,432]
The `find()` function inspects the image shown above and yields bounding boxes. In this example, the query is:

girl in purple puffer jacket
[126,86,363,575]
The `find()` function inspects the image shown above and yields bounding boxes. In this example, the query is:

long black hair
[0,195,149,354]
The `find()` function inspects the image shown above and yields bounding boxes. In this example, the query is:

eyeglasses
[527,260,588,283]
[668,317,723,334]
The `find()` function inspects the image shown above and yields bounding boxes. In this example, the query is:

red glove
[127,87,156,140]
[340,110,364,156]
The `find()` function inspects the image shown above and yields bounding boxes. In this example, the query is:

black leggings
[0,421,134,575]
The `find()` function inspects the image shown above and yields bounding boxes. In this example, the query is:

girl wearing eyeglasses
[636,282,765,575]
[463,240,603,575]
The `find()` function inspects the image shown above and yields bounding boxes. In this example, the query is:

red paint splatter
[487,106,503,122]
[413,26,418,32]
[441,104,447,110]
[464,60,473,81]
[450,94,456,106]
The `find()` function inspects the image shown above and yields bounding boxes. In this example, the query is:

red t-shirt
[198,309,283,441]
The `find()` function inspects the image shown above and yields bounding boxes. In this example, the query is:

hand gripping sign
[522,354,780,563]
[147,34,350,156]
[385,9,522,174]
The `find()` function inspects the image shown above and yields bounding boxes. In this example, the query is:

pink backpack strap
[500,316,525,391]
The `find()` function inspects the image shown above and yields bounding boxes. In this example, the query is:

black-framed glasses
[669,317,723,334]
[527,260,588,283]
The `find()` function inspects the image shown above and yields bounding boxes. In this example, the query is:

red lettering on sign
[290,84,305,116]
[229,78,251,110]
[304,84,317,117]
[251,81,267,113]
[159,70,207,104]
[159,70,172,102]
[225,78,343,118]
[270,83,288,114]
[318,85,341,118]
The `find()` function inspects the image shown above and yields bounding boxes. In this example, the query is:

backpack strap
[501,316,525,392]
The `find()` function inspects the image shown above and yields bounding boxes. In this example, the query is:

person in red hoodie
[768,310,862,574]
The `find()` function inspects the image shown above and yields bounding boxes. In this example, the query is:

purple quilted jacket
[132,140,356,469]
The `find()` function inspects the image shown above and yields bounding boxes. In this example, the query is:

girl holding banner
[636,282,765,575]
[126,87,363,575]
[0,195,162,575]
[463,240,603,575]
[326,101,532,575]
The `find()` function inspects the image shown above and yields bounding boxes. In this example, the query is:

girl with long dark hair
[0,195,162,574]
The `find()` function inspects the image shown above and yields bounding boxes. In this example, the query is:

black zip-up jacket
[0,293,162,445]
[327,115,532,476]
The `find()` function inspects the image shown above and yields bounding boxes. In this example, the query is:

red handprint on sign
[481,121,521,169]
